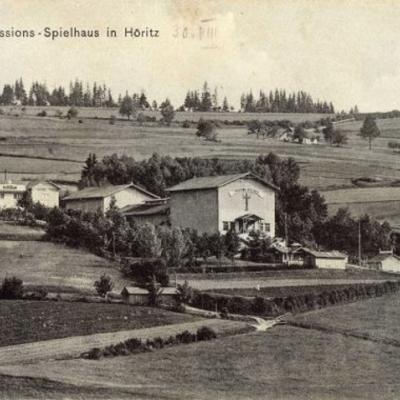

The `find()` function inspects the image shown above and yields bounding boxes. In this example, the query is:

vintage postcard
[0,0,399,399]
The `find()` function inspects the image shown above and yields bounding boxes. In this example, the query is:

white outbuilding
[62,183,159,214]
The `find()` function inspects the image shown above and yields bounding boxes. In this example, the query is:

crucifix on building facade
[243,190,251,211]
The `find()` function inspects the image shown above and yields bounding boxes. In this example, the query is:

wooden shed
[299,249,348,269]
[121,286,177,306]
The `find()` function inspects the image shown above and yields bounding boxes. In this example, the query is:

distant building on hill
[62,183,159,214]
[0,180,60,209]
[166,172,278,236]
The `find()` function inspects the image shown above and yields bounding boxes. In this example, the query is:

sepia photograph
[0,0,400,399]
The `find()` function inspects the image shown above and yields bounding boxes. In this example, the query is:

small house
[368,252,400,273]
[299,248,348,269]
[62,183,159,214]
[27,181,60,208]
[0,181,26,209]
[121,286,177,306]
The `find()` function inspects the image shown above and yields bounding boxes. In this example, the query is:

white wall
[31,183,59,208]
[381,257,400,272]
[218,178,275,236]
[0,192,22,208]
[316,257,347,269]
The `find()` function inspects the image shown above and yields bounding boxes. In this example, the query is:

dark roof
[121,203,170,217]
[121,286,176,295]
[301,248,347,259]
[166,172,278,192]
[234,213,263,222]
[63,183,159,201]
[369,253,400,263]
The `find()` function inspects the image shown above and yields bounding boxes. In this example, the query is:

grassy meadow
[0,239,130,292]
[292,291,400,343]
[4,321,400,399]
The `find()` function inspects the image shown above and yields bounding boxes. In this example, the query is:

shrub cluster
[0,277,24,299]
[190,281,400,317]
[388,141,400,151]
[82,326,217,360]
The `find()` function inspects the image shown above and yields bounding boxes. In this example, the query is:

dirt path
[0,319,249,365]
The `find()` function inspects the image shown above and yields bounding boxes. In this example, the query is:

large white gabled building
[166,172,278,236]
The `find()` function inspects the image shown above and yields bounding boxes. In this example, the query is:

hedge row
[81,326,217,360]
[190,280,400,317]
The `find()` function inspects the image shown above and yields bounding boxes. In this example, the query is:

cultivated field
[2,105,332,122]
[0,240,130,292]
[322,187,400,224]
[208,283,380,298]
[0,301,197,347]
[1,108,400,193]
[3,322,400,399]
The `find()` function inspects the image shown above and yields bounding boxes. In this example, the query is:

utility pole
[358,219,362,266]
[284,213,289,247]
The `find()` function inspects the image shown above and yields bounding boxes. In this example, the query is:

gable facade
[168,174,276,236]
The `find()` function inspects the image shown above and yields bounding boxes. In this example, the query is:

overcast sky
[1,0,399,112]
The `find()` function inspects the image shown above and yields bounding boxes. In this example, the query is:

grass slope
[4,325,400,400]
[1,111,400,191]
[292,291,400,342]
[0,240,129,292]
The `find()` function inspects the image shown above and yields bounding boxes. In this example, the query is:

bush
[122,258,169,287]
[196,326,217,341]
[125,338,142,352]
[252,296,267,314]
[175,280,193,304]
[67,107,78,119]
[0,277,23,299]
[86,347,103,360]
[94,274,114,297]
[182,120,191,128]
[37,110,47,117]
[109,115,116,125]
[176,330,197,344]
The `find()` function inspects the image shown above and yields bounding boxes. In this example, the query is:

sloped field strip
[0,319,250,365]
[181,278,396,291]
[287,292,400,346]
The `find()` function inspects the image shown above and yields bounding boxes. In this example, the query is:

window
[223,221,229,231]
[229,221,235,231]
[264,223,271,232]
[0,193,3,199]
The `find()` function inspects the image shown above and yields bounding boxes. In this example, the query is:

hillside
[0,108,400,192]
